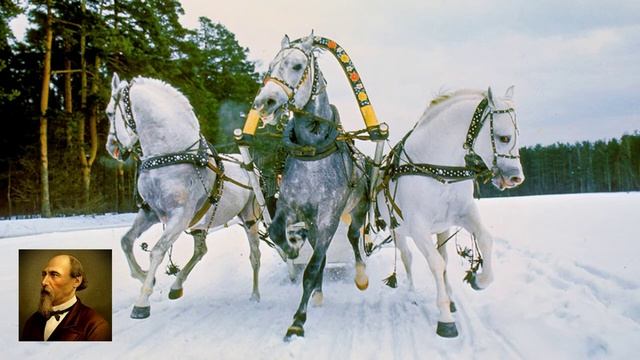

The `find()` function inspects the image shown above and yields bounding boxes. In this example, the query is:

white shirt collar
[52,295,77,312]
[44,296,77,341]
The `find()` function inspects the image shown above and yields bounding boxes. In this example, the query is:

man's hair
[68,255,88,291]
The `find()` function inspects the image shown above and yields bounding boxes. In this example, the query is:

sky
[9,0,640,147]
[176,0,640,147]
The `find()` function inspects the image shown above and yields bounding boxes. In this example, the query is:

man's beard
[38,289,54,319]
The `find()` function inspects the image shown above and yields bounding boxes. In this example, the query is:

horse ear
[504,85,515,100]
[300,30,315,53]
[111,73,120,91]
[281,34,290,49]
[487,87,496,108]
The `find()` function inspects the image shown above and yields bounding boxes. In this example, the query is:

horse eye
[499,135,511,143]
[292,63,303,71]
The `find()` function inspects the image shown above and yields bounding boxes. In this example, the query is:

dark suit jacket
[21,298,111,341]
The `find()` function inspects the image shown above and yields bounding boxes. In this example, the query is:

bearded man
[20,255,111,341]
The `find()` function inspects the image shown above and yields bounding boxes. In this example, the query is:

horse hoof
[436,321,458,338]
[250,293,261,302]
[355,277,369,291]
[168,288,183,300]
[355,263,368,291]
[284,325,304,341]
[450,301,457,313]
[130,306,150,319]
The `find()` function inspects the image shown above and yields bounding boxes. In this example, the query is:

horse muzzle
[492,171,525,190]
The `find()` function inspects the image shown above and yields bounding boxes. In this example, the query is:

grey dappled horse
[380,88,525,337]
[253,33,369,340]
[105,74,262,319]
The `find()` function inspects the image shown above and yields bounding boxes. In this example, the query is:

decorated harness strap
[132,136,250,228]
[371,96,505,232]
[139,137,210,171]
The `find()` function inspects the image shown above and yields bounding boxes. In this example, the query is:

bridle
[463,97,520,180]
[108,80,140,160]
[389,95,521,185]
[260,44,324,115]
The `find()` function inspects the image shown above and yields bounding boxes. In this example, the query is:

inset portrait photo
[18,249,112,341]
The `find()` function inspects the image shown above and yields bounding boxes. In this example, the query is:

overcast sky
[177,0,639,148]
[10,1,639,147]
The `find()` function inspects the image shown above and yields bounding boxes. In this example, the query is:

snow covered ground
[2,192,639,359]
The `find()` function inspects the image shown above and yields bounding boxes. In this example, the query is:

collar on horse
[282,107,342,160]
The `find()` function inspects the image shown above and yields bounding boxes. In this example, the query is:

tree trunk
[7,161,12,217]
[39,0,53,217]
[64,43,74,147]
[77,0,96,208]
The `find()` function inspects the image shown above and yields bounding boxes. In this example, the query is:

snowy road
[3,193,639,359]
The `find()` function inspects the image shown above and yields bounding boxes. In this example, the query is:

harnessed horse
[376,87,525,337]
[252,33,370,340]
[105,74,263,319]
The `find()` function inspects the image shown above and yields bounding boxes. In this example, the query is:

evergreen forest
[0,1,638,218]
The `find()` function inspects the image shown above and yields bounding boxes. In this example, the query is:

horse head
[252,31,318,126]
[105,72,139,161]
[473,86,525,190]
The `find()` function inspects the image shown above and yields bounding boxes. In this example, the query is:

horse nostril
[266,98,276,107]
[510,176,523,184]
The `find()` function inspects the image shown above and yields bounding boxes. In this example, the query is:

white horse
[380,87,524,337]
[105,73,262,319]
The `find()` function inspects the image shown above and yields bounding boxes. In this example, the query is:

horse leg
[240,200,262,301]
[407,223,458,337]
[270,209,298,282]
[311,256,327,306]
[168,229,208,300]
[460,205,494,290]
[121,207,159,283]
[397,234,414,290]
[285,243,328,340]
[131,215,187,319]
[436,230,456,312]
[347,204,368,291]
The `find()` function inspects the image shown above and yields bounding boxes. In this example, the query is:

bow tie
[48,306,72,321]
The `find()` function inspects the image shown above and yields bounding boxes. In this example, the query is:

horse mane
[132,77,195,115]
[417,89,486,127]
